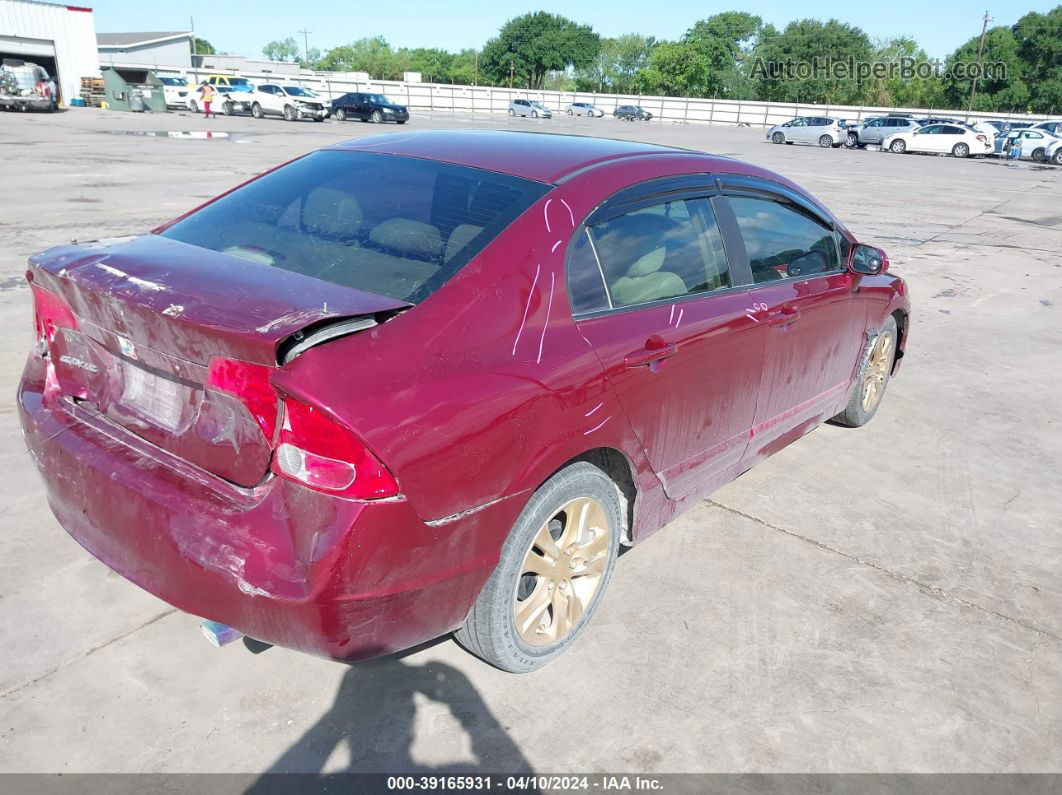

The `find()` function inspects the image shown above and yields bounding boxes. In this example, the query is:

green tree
[193,38,216,55]
[480,12,600,89]
[685,11,763,97]
[943,27,1029,112]
[1013,6,1062,114]
[319,37,399,78]
[865,36,945,108]
[263,37,300,63]
[637,41,709,96]
[752,19,874,104]
[300,48,322,70]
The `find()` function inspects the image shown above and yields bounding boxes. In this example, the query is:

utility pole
[474,50,478,86]
[189,15,198,82]
[509,58,514,89]
[298,28,312,62]
[967,11,992,116]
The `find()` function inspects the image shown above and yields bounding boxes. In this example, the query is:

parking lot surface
[1,108,1060,774]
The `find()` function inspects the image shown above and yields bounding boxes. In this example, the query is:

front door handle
[624,342,678,368]
[767,304,801,327]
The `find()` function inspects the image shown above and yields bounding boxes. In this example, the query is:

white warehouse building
[0,0,100,106]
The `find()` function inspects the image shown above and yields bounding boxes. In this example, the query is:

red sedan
[19,131,909,672]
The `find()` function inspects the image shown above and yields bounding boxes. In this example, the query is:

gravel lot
[1,107,1060,775]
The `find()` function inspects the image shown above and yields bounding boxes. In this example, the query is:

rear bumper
[18,357,510,660]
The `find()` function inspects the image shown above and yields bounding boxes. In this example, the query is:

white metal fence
[140,62,1053,128]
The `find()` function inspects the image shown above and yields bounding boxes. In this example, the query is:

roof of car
[331,130,702,183]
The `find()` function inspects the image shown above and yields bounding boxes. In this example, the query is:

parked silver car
[846,116,921,148]
[508,98,552,118]
[766,116,846,148]
[566,102,603,117]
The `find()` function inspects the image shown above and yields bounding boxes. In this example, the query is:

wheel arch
[545,447,638,545]
[890,308,908,374]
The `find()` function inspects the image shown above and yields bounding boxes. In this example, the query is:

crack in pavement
[0,608,177,700]
[706,499,1062,647]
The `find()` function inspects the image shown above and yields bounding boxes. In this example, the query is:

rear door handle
[624,343,678,368]
[767,305,801,327]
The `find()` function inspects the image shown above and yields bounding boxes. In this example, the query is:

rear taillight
[274,397,399,499]
[205,357,279,438]
[31,283,78,348]
[36,81,49,98]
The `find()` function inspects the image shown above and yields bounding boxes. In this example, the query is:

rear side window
[160,150,549,303]
[575,198,730,310]
[728,195,839,283]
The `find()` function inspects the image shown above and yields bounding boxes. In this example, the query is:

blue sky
[90,0,1059,61]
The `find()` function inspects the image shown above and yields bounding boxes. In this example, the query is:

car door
[569,181,765,499]
[860,119,884,144]
[719,178,866,459]
[788,117,810,142]
[911,124,942,152]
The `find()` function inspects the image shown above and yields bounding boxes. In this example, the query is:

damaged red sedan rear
[19,130,909,672]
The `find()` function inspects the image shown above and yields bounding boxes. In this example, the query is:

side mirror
[787,250,829,278]
[850,244,887,275]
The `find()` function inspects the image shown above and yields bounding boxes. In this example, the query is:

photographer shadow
[245,646,536,786]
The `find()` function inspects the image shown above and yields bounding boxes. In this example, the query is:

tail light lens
[274,397,399,499]
[977,134,987,142]
[31,283,79,348]
[206,357,279,438]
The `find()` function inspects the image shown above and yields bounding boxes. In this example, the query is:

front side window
[160,151,549,303]
[728,195,839,283]
[572,198,731,311]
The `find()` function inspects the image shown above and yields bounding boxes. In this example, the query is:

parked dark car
[331,92,409,124]
[614,104,652,121]
[19,130,909,673]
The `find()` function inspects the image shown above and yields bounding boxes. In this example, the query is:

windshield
[160,151,550,303]
[366,94,390,104]
[284,86,315,97]
[160,77,187,86]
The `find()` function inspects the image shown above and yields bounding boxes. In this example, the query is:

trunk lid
[31,235,408,488]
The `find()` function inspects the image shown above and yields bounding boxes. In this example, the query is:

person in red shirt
[198,81,216,119]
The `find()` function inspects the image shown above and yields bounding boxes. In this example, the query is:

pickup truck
[1,59,57,112]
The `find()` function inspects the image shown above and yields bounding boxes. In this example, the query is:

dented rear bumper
[18,357,501,660]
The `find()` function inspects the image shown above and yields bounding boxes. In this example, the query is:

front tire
[334,107,346,121]
[531,110,538,118]
[188,100,198,114]
[818,134,834,148]
[772,132,785,144]
[833,316,898,428]
[952,142,970,158]
[890,139,907,154]
[1054,149,1062,166]
[283,105,297,122]
[455,462,623,673]
[251,102,263,119]
[1031,147,1046,162]
[371,110,383,123]
[222,101,234,116]
[846,133,858,148]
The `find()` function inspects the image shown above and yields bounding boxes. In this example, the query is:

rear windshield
[160,150,550,303]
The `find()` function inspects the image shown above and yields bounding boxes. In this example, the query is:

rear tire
[952,142,969,158]
[890,139,907,154]
[833,316,898,428]
[772,132,785,144]
[1031,147,1046,162]
[335,107,346,121]
[818,134,834,148]
[188,100,198,114]
[455,462,623,673]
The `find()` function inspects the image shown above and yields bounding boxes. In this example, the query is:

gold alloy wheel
[513,496,610,646]
[861,331,894,412]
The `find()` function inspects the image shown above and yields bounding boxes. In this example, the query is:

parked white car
[1031,119,1062,137]
[566,102,603,117]
[996,128,1062,162]
[1045,138,1062,166]
[883,123,991,158]
[766,116,846,148]
[250,83,329,122]
[158,76,193,110]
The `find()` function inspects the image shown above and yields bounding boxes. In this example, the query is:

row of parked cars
[159,75,409,124]
[508,99,654,121]
[767,112,1062,165]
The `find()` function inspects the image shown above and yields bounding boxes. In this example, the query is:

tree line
[259,7,1062,114]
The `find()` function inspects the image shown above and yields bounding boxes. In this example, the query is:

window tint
[583,198,730,309]
[161,151,549,303]
[728,195,839,283]
[567,229,609,314]
[942,125,965,135]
